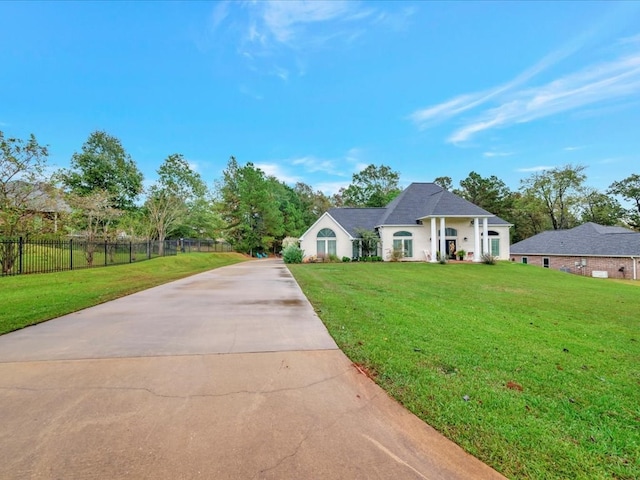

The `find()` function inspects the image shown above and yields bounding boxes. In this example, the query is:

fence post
[19,237,23,274]
[70,239,73,270]
[104,241,108,266]
[129,242,132,263]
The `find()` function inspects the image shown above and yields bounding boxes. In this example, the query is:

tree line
[1,130,639,256]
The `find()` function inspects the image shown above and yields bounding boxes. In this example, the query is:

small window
[543,257,550,268]
[522,257,528,264]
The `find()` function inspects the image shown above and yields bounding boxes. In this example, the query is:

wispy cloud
[410,29,640,144]
[563,146,585,151]
[254,163,301,184]
[208,2,413,81]
[483,151,513,158]
[291,148,366,177]
[315,181,349,196]
[516,166,555,173]
[444,52,640,144]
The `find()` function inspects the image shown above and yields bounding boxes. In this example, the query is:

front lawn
[288,261,639,480]
[0,252,247,335]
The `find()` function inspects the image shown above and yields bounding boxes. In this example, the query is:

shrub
[481,253,497,265]
[327,254,340,263]
[342,256,351,263]
[282,245,304,264]
[388,248,404,262]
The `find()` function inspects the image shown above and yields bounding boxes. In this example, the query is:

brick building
[510,222,640,280]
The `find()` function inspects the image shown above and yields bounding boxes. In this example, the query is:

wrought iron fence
[179,238,233,253]
[0,238,179,276]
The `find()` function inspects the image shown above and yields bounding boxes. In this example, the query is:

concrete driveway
[0,259,505,479]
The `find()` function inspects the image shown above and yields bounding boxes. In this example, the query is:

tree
[67,189,122,266]
[608,174,640,230]
[579,188,624,226]
[146,154,207,253]
[454,171,514,220]
[0,132,53,273]
[520,165,586,230]
[341,164,402,207]
[433,176,453,190]
[294,182,332,227]
[0,131,51,238]
[509,192,552,242]
[60,131,143,210]
[355,228,380,257]
[215,157,284,254]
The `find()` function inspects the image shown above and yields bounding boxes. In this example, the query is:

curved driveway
[0,259,505,479]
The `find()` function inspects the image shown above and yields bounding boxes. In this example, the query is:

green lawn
[0,252,247,334]
[288,261,640,480]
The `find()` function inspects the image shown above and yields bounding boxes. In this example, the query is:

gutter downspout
[632,256,637,281]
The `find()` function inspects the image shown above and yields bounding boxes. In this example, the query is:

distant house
[3,182,71,233]
[510,222,640,280]
[299,182,511,262]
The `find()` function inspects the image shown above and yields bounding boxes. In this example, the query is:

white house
[299,183,511,262]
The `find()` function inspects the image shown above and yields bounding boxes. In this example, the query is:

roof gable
[379,183,496,225]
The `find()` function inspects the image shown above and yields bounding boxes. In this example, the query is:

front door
[447,239,457,259]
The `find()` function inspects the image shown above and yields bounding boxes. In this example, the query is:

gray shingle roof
[328,208,385,237]
[326,183,510,237]
[380,183,495,224]
[511,222,640,256]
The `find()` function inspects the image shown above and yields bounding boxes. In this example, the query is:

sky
[1,1,640,196]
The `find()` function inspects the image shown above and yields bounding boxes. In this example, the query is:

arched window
[317,228,337,257]
[393,231,413,258]
[438,228,458,236]
[317,228,336,238]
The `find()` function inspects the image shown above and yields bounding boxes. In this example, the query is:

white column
[473,218,480,262]
[439,217,446,260]
[430,218,437,263]
[483,217,489,256]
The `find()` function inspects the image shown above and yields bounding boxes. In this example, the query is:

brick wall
[510,255,639,280]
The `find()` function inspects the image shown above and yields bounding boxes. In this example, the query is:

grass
[0,252,247,334]
[288,261,640,480]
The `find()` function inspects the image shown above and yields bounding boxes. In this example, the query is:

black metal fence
[179,238,233,253]
[0,238,179,276]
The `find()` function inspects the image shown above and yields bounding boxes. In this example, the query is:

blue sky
[1,1,639,195]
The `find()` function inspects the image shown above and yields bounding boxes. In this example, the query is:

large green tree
[146,154,207,250]
[579,188,624,226]
[61,131,143,210]
[520,165,586,230]
[608,174,640,230]
[215,157,284,254]
[294,182,332,227]
[341,164,402,207]
[454,171,514,220]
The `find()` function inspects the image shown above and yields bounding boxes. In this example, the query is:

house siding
[510,254,639,280]
[379,220,510,261]
[299,214,353,261]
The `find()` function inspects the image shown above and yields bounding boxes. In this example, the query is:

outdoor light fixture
[464,237,468,241]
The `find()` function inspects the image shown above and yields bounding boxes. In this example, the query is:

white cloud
[447,52,640,143]
[483,151,513,158]
[516,166,555,173]
[209,1,230,31]
[254,162,301,184]
[290,148,366,177]
[410,26,640,145]
[315,180,349,196]
[563,146,585,151]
